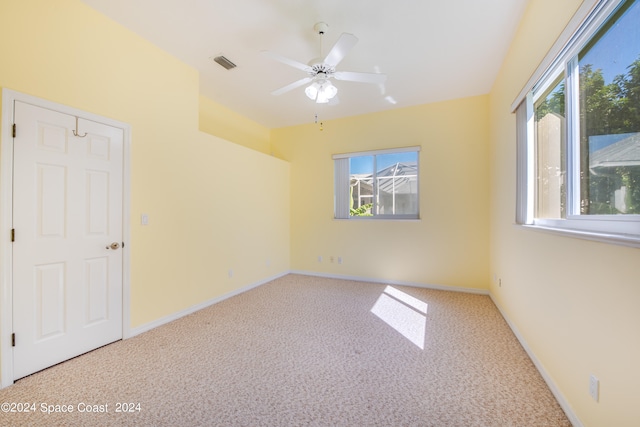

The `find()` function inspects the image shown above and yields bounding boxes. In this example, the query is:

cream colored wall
[0,0,289,339]
[489,1,640,426]
[6,1,636,423]
[199,95,271,154]
[271,96,490,290]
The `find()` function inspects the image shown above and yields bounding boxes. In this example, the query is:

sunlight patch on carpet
[370,286,427,349]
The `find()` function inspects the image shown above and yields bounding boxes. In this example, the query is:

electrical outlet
[318,256,322,263]
[330,256,334,263]
[228,269,234,278]
[337,256,343,264]
[589,374,599,402]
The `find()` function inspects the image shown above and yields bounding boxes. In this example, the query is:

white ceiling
[81,0,528,128]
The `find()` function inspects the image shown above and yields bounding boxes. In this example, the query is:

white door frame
[0,89,131,388]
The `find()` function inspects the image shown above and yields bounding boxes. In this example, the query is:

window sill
[517,224,640,249]
[334,217,421,222]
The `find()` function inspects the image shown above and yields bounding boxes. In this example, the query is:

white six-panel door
[12,101,123,380]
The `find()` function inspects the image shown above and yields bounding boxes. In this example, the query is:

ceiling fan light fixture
[305,82,319,100]
[305,80,337,103]
[316,91,330,104]
[323,82,338,99]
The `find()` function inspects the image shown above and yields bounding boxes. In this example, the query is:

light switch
[141,214,149,225]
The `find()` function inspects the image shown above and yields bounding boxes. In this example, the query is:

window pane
[350,156,374,216]
[535,77,566,219]
[340,149,419,219]
[578,0,640,215]
[375,152,418,216]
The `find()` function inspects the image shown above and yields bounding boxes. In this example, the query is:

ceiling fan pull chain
[314,113,324,131]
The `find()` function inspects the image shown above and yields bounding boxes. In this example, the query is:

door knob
[106,242,120,250]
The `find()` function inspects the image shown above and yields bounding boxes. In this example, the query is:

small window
[515,0,640,245]
[334,147,420,219]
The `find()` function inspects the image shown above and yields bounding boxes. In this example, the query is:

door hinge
[12,124,16,138]
[12,333,15,347]
[11,228,15,242]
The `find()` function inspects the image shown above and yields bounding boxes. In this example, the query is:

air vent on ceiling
[212,55,237,70]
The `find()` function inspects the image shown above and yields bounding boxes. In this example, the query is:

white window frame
[514,0,640,248]
[333,146,420,220]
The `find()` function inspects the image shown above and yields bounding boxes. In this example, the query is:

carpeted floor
[0,274,571,426]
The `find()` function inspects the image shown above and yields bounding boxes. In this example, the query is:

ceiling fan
[263,22,387,104]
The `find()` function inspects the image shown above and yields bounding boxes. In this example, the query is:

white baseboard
[290,270,489,295]
[128,271,289,338]
[489,294,582,427]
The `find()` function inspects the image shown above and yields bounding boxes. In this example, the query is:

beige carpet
[0,274,570,426]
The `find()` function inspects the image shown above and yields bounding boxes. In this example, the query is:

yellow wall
[489,1,640,426]
[0,0,289,346]
[199,95,271,154]
[4,0,638,424]
[271,96,490,291]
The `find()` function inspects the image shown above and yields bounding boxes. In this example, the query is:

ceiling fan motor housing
[309,63,335,77]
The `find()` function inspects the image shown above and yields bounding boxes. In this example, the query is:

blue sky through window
[350,152,417,175]
[580,0,640,84]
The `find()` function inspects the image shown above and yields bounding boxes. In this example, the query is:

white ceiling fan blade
[323,33,358,67]
[261,51,312,73]
[384,96,398,105]
[334,71,387,84]
[373,65,387,95]
[271,77,312,96]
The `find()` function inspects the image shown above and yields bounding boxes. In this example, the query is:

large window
[515,0,640,245]
[334,147,420,219]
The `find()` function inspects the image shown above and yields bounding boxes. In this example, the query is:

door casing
[0,89,132,388]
